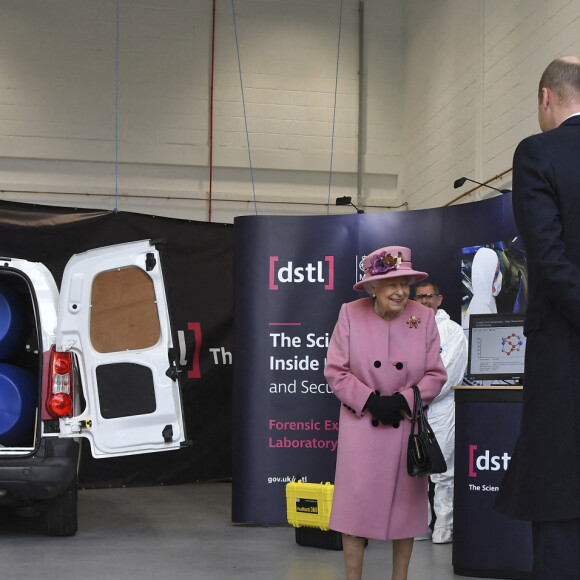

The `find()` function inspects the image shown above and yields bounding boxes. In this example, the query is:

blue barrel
[0,283,28,361]
[0,363,36,446]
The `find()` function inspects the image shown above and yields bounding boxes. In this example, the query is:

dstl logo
[468,444,511,478]
[269,256,334,290]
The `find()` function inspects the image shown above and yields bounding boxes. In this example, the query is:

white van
[0,239,186,535]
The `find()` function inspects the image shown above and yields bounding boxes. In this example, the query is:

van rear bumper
[0,437,79,503]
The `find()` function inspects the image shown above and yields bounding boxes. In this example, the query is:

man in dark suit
[495,56,580,579]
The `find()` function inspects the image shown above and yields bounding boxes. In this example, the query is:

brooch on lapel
[407,315,421,329]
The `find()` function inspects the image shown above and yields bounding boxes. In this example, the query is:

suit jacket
[495,115,580,521]
[324,298,446,539]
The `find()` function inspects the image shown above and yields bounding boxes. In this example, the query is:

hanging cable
[231,0,258,215]
[114,0,120,212]
[326,0,344,214]
[208,0,217,222]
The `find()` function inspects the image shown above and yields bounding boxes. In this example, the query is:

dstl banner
[233,194,518,524]
[453,389,532,577]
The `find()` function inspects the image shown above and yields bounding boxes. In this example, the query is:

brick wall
[0,1,579,222]
[402,0,580,209]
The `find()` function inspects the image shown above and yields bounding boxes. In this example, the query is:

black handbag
[406,385,447,477]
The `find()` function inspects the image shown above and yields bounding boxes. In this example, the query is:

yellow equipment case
[285,480,343,550]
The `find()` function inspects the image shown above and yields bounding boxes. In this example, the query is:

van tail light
[47,347,74,418]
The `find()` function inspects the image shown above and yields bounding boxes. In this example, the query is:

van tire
[42,477,78,536]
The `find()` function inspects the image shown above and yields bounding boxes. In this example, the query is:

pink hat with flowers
[353,245,428,292]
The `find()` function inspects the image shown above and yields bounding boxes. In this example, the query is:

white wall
[1,1,580,223]
[0,0,403,222]
[402,0,580,209]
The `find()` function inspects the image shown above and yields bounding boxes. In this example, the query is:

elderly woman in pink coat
[324,246,447,580]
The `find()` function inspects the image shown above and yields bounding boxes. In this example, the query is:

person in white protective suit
[463,247,502,329]
[415,280,468,544]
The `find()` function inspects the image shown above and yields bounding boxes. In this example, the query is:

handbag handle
[409,385,427,436]
[410,385,437,440]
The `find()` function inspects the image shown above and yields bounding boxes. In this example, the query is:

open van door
[55,240,186,458]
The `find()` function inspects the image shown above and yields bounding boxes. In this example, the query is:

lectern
[452,386,532,579]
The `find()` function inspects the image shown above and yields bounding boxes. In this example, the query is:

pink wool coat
[324,298,447,540]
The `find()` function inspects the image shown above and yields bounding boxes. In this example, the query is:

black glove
[365,392,409,428]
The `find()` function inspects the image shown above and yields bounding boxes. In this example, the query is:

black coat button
[395,362,403,370]
[371,419,379,427]
[374,360,381,368]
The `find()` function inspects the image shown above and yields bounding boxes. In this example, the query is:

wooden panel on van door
[90,266,161,353]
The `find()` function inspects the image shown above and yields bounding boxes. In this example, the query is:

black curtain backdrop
[0,200,234,487]
[0,194,518,498]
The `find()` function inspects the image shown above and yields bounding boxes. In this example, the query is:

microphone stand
[447,176,512,206]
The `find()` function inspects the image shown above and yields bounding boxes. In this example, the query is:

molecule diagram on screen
[501,333,524,356]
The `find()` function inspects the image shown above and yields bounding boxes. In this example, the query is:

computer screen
[467,313,526,382]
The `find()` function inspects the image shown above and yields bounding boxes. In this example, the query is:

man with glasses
[414,279,467,544]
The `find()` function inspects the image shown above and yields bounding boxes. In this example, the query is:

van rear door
[55,240,186,458]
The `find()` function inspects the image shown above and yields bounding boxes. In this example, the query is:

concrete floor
[0,482,493,580]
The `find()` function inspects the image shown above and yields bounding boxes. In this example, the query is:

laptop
[467,313,526,384]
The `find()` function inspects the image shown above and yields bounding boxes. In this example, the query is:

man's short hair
[539,57,580,105]
[415,278,440,295]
